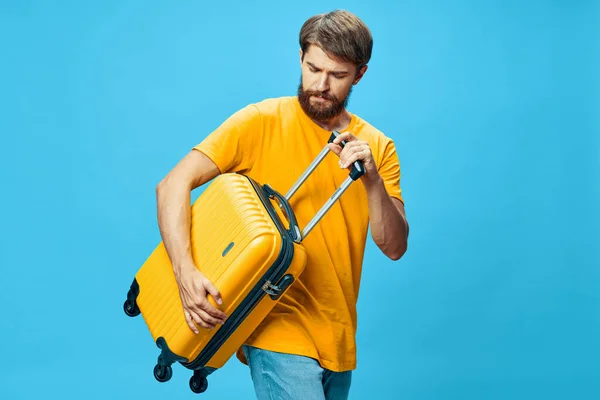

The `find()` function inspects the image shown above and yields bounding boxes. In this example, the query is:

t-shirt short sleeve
[378,139,404,203]
[193,104,262,174]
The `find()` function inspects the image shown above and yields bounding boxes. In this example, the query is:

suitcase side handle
[263,183,302,242]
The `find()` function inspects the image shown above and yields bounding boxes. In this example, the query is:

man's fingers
[193,311,215,329]
[333,131,356,144]
[190,295,227,322]
[203,301,228,321]
[337,143,352,164]
[330,134,362,162]
[186,308,217,330]
[184,309,199,334]
[203,279,223,306]
[196,308,223,327]
[201,279,228,320]
[327,143,342,155]
[339,143,364,167]
[342,150,368,169]
[191,303,221,328]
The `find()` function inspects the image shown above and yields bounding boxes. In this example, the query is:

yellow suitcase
[123,131,365,394]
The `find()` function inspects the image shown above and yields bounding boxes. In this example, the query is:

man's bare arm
[327,132,408,261]
[156,149,228,333]
[156,150,219,275]
[363,178,408,260]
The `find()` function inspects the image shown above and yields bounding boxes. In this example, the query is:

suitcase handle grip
[328,131,366,181]
[263,184,302,242]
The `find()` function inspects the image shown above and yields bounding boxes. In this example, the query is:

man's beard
[297,77,353,122]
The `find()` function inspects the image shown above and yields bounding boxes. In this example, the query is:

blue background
[1,0,598,399]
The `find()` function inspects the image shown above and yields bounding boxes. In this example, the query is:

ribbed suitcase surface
[135,174,288,363]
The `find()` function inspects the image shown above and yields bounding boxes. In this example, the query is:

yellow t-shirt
[193,96,403,372]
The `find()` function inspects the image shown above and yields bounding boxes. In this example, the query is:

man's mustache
[305,91,338,102]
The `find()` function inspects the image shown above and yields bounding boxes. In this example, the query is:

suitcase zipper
[181,177,295,370]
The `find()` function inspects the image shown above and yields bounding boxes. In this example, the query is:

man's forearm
[156,179,196,280]
[363,175,408,260]
[154,150,221,279]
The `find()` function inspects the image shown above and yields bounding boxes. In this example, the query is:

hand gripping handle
[328,130,366,181]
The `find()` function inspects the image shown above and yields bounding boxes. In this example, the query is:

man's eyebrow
[306,62,348,75]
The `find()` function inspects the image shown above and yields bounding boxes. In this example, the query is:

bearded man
[155,9,409,400]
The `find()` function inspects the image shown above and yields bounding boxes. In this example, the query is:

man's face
[298,44,366,122]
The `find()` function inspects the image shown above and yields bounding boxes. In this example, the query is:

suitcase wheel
[123,279,141,317]
[123,299,140,317]
[189,375,208,394]
[153,363,173,383]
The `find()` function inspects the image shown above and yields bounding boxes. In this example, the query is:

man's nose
[316,74,329,92]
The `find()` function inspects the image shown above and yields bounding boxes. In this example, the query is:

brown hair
[299,10,373,70]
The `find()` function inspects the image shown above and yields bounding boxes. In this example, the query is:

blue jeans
[241,345,352,400]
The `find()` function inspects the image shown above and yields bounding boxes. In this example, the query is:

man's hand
[327,131,408,260]
[327,131,379,185]
[175,265,228,334]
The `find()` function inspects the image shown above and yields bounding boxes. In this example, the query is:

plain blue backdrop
[1,0,598,399]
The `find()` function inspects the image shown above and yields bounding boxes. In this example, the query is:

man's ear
[299,49,304,67]
[353,65,368,85]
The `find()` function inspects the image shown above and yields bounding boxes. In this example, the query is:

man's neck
[311,110,352,132]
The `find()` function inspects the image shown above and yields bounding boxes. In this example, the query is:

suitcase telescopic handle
[284,130,367,241]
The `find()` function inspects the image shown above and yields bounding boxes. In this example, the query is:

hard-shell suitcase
[123,131,365,394]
